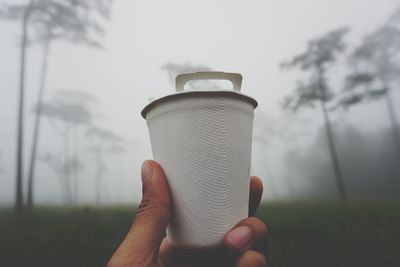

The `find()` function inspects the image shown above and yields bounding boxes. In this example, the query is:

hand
[107,160,268,267]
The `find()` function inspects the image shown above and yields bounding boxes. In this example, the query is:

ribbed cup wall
[146,95,255,249]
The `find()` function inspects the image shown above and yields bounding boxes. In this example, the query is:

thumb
[108,160,171,267]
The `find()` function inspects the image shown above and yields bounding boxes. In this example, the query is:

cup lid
[141,72,258,119]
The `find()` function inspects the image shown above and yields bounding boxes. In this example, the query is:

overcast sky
[0,0,399,205]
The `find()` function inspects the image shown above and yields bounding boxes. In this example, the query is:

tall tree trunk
[384,87,400,158]
[95,146,102,205]
[320,100,347,202]
[15,1,33,210]
[116,155,122,203]
[285,172,295,197]
[27,40,50,208]
[72,125,79,204]
[63,127,72,205]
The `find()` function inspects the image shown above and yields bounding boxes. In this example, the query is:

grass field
[0,202,399,267]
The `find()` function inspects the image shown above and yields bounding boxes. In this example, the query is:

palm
[108,161,268,267]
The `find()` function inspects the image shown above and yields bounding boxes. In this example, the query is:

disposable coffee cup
[141,72,258,249]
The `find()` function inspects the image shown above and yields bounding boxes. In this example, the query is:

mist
[1,0,400,207]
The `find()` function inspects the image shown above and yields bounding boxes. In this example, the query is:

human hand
[107,160,268,267]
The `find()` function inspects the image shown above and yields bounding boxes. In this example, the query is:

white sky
[0,0,399,204]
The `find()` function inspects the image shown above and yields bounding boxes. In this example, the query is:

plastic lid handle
[175,72,243,92]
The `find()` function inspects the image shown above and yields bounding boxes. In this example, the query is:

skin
[108,160,268,267]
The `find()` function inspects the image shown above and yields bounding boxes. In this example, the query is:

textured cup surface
[145,93,255,249]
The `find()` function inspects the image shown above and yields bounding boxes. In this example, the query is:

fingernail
[141,161,153,183]
[227,226,253,251]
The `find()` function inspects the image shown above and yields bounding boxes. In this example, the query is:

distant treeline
[287,125,400,199]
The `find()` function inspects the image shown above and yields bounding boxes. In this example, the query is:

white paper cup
[142,72,258,249]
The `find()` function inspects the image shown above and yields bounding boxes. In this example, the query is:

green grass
[0,202,399,267]
[257,202,400,267]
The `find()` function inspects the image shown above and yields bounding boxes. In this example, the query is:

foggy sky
[0,0,399,205]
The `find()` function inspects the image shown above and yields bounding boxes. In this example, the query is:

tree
[338,9,400,158]
[0,0,112,209]
[27,0,111,208]
[37,90,124,205]
[38,90,94,204]
[0,150,3,175]
[86,126,123,205]
[253,113,280,198]
[106,144,126,203]
[286,125,400,199]
[281,27,350,202]
[253,112,310,199]
[39,152,85,204]
[1,0,34,210]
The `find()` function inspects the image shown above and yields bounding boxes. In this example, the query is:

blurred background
[0,0,399,266]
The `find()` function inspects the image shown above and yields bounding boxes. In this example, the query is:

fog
[1,0,399,206]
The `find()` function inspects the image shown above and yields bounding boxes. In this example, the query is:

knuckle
[140,178,170,211]
[237,250,268,267]
[245,217,268,236]
[106,257,129,267]
[135,193,169,218]
[250,251,268,267]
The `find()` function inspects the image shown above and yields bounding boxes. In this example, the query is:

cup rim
[141,90,258,119]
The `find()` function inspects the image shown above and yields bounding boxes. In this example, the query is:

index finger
[249,176,263,216]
